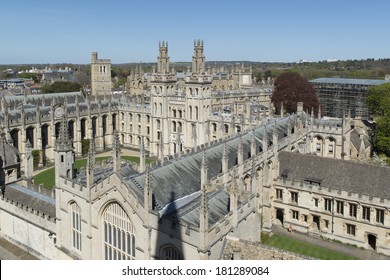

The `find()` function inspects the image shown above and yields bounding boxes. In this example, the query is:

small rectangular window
[336,201,344,215]
[291,192,298,203]
[314,198,319,207]
[324,198,332,212]
[292,210,299,220]
[376,209,385,224]
[346,224,356,236]
[324,220,329,229]
[349,203,357,218]
[276,189,283,200]
[362,206,370,221]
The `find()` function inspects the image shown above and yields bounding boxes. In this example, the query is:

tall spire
[262,126,268,159]
[201,151,208,188]
[144,167,153,211]
[54,106,74,187]
[56,114,72,150]
[199,171,209,258]
[310,107,314,126]
[222,141,229,172]
[175,129,182,157]
[140,136,146,173]
[88,138,96,168]
[159,133,164,164]
[250,129,256,157]
[272,125,278,154]
[229,170,238,227]
[24,139,33,183]
[237,136,243,165]
[113,131,121,173]
[86,138,95,187]
[280,102,284,118]
[318,105,321,119]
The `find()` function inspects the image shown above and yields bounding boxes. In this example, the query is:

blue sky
[1,0,390,64]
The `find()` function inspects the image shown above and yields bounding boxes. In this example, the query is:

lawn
[263,233,357,260]
[34,156,154,190]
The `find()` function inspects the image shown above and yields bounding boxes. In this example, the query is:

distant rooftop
[310,78,390,86]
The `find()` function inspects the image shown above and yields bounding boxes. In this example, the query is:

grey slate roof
[278,151,390,200]
[4,183,55,218]
[77,162,138,187]
[4,91,85,105]
[125,115,303,225]
[0,91,122,123]
[177,190,230,226]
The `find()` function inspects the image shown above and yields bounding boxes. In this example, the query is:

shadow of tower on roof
[155,191,184,260]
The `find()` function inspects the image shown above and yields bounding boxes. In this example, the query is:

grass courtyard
[34,156,154,190]
[262,233,357,260]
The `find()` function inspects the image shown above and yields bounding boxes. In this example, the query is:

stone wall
[222,236,310,260]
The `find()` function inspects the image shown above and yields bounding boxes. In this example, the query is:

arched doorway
[26,126,35,148]
[276,208,284,224]
[41,124,50,148]
[312,215,320,230]
[68,120,75,140]
[92,117,97,138]
[80,118,87,140]
[367,234,376,250]
[10,129,20,150]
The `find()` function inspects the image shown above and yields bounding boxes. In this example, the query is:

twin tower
[91,40,207,95]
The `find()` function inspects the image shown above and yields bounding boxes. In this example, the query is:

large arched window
[70,202,82,251]
[103,203,135,260]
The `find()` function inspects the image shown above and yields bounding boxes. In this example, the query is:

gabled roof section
[279,151,390,199]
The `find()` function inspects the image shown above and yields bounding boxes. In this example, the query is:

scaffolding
[310,78,390,119]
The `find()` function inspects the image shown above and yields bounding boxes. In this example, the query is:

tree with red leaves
[271,72,319,115]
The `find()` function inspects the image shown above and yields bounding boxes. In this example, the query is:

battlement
[91,52,111,64]
[1,183,56,222]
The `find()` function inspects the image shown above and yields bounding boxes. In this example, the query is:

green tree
[32,150,40,169]
[19,72,40,83]
[271,72,319,114]
[41,81,81,93]
[366,83,390,157]
[366,83,390,116]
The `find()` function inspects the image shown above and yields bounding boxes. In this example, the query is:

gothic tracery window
[103,203,135,260]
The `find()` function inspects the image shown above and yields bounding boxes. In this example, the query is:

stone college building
[0,41,389,259]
